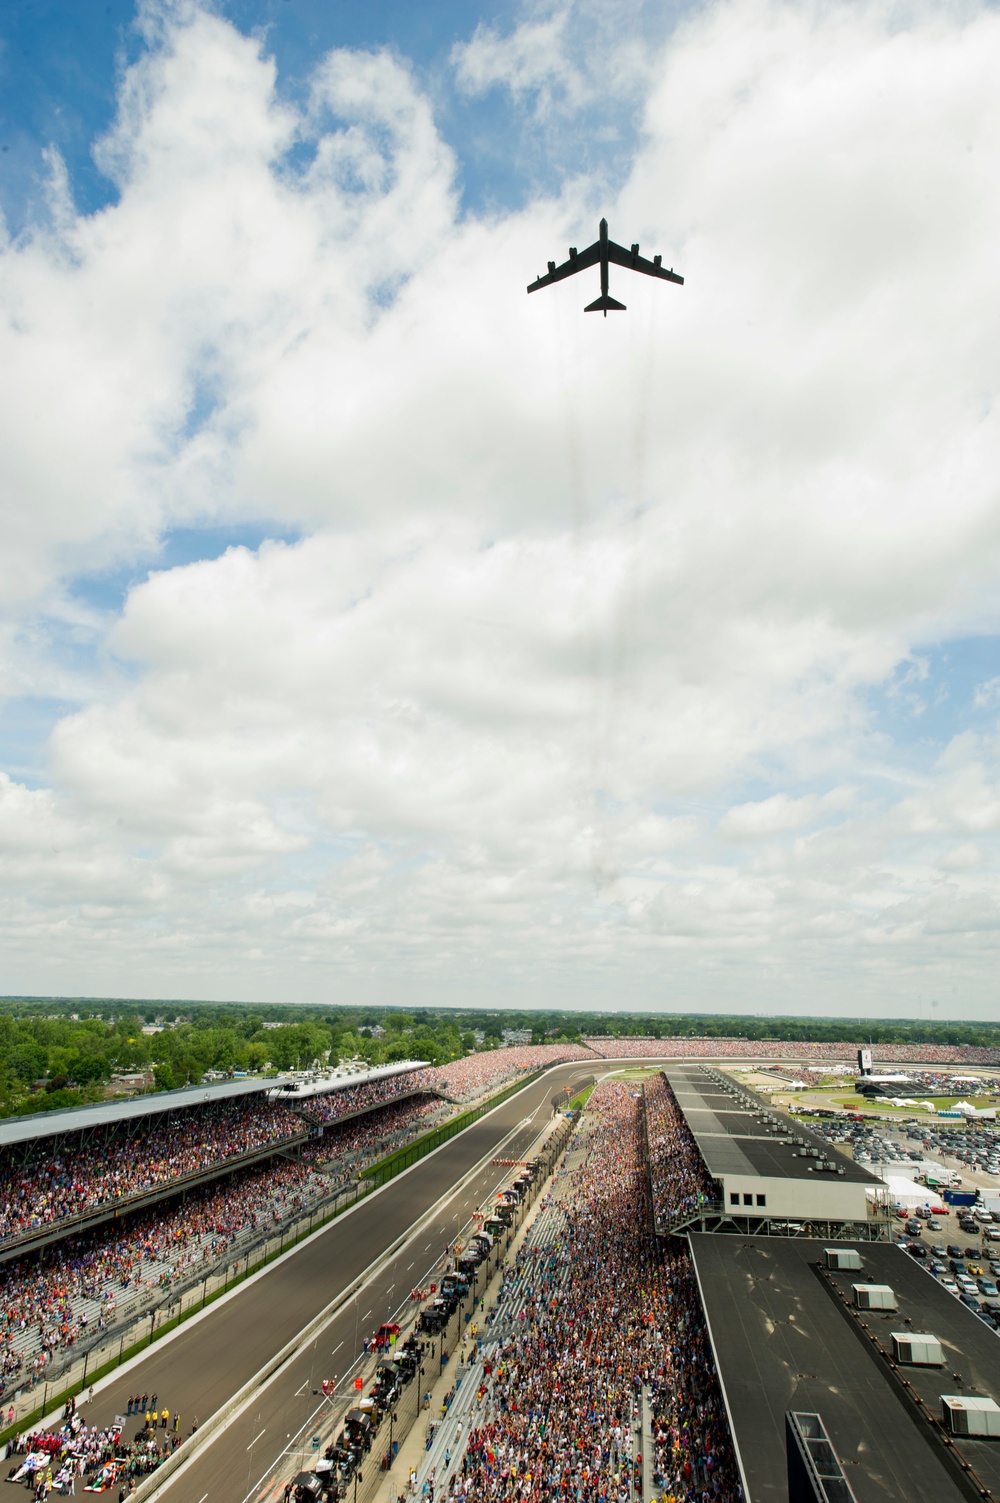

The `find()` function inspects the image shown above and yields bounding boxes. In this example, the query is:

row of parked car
[919,1240,1000,1331]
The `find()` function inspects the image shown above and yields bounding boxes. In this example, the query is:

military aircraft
[527,217,683,315]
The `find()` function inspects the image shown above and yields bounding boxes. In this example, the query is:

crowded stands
[585,1036,1000,1065]
[0,1099,304,1247]
[0,1157,328,1401]
[644,1074,717,1231]
[300,1095,447,1174]
[454,1079,741,1503]
[0,1092,449,1404]
[426,1045,595,1102]
[299,1071,440,1124]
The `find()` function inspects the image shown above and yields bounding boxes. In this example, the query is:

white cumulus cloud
[1,0,999,1012]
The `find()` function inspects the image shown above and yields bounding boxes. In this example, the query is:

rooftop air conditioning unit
[941,1396,1000,1437]
[892,1333,943,1366]
[852,1284,896,1310]
[825,1248,861,1270]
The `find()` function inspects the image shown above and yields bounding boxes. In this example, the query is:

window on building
[756,1194,766,1207]
[730,1192,740,1206]
[743,1193,753,1206]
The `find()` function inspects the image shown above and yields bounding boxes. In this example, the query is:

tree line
[0,997,995,1120]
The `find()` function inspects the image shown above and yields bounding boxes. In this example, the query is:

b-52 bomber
[527,217,683,316]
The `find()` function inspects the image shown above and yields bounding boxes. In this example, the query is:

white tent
[866,1174,930,1209]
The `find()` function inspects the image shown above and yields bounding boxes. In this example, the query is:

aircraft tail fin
[584,294,626,316]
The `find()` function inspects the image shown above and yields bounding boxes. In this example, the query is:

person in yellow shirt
[161,1409,169,1430]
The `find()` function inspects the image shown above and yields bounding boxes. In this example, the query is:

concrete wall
[719,1172,871,1221]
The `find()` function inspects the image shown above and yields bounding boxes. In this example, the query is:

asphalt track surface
[83,1061,600,1503]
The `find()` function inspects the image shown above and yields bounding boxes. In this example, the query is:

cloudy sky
[1,0,999,1018]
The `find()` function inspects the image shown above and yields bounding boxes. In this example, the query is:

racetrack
[79,1047,936,1503]
[83,1060,601,1503]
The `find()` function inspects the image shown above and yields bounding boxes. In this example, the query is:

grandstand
[0,1078,305,1261]
[0,1047,605,1414]
[637,1062,1000,1503]
[0,1064,462,1410]
[646,1066,887,1239]
[691,1234,1000,1503]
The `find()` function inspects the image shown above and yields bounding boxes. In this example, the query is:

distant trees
[0,996,996,1123]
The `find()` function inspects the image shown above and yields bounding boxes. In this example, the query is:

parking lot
[800,1111,1000,1330]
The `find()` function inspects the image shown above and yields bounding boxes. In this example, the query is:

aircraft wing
[526,239,602,294]
[605,238,684,285]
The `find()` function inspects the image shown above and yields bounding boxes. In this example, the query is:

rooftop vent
[941,1396,1000,1437]
[852,1284,896,1310]
[892,1333,943,1366]
[826,1248,861,1270]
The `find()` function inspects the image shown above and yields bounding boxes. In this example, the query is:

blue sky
[0,0,999,1016]
[0,0,671,230]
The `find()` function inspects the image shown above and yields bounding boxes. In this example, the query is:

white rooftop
[271,1060,430,1101]
[0,1076,293,1150]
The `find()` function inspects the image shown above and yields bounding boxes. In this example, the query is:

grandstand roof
[662,1065,880,1185]
[271,1061,430,1101]
[690,1234,1000,1503]
[0,1076,293,1149]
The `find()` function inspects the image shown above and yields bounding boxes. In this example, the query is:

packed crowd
[0,1099,305,1247]
[296,1070,440,1124]
[6,1391,183,1495]
[454,1079,741,1503]
[426,1045,596,1103]
[644,1075,717,1230]
[584,1037,1000,1066]
[300,1095,446,1174]
[0,1156,328,1401]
